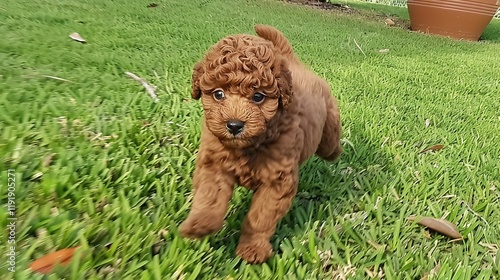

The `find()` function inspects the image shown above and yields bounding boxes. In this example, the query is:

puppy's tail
[254,25,295,59]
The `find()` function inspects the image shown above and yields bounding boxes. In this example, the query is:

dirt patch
[286,0,359,13]
[284,0,410,29]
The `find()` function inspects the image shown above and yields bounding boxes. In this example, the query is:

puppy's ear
[191,62,204,100]
[277,59,292,108]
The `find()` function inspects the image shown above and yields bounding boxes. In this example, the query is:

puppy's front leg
[236,169,298,264]
[179,160,235,239]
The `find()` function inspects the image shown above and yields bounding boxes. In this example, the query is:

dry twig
[125,71,159,102]
[353,38,366,57]
[42,75,73,83]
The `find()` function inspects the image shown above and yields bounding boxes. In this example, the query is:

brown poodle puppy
[179,25,342,264]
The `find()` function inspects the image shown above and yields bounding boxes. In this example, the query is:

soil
[286,0,359,13]
[284,0,411,29]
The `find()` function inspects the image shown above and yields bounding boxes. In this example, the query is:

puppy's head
[191,34,292,149]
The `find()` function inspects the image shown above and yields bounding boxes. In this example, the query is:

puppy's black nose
[226,120,245,135]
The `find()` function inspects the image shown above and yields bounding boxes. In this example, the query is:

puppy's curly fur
[180,25,342,264]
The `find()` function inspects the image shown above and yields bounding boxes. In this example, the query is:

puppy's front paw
[236,239,273,264]
[179,215,223,239]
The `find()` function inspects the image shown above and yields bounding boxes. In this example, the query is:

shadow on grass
[481,20,500,42]
[277,122,398,248]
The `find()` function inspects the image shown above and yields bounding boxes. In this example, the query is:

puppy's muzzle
[226,120,245,135]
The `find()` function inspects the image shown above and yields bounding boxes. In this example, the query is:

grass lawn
[1,0,500,279]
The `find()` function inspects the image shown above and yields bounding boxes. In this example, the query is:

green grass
[1,0,500,279]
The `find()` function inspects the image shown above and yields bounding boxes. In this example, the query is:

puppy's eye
[213,90,225,101]
[252,92,266,104]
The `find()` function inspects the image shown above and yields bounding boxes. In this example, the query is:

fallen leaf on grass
[147,3,158,8]
[385,18,395,26]
[408,216,463,239]
[419,144,444,154]
[421,262,441,280]
[29,246,80,274]
[69,32,86,43]
[42,153,56,168]
[151,241,164,256]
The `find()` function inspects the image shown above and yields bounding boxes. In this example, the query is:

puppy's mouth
[206,119,263,149]
[220,135,252,149]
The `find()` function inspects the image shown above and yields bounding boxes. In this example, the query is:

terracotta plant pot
[407,0,500,41]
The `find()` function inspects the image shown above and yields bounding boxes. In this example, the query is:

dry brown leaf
[385,18,395,26]
[151,241,164,256]
[408,216,463,239]
[42,153,56,168]
[419,144,444,154]
[421,262,441,280]
[69,32,86,43]
[29,246,80,274]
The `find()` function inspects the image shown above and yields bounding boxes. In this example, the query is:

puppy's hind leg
[316,97,342,161]
[179,162,235,239]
